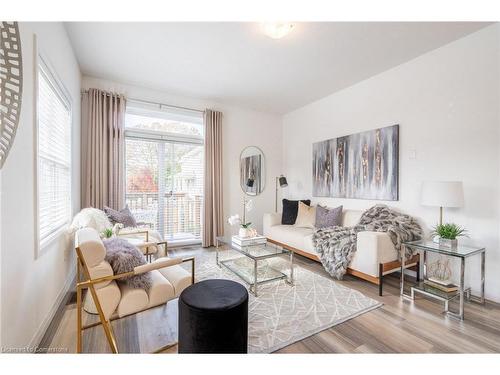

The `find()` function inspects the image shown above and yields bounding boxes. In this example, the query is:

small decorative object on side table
[400,240,485,320]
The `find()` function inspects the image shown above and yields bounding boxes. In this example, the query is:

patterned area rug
[195,250,382,353]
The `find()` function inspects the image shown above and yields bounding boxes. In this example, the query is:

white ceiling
[65,22,490,114]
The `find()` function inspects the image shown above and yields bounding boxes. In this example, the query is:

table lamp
[420,181,464,225]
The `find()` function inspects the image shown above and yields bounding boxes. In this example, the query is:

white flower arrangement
[227,214,242,227]
[228,197,257,237]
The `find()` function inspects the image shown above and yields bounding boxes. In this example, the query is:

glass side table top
[216,235,287,260]
[403,240,485,258]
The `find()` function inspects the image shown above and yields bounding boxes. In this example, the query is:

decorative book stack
[231,235,267,249]
[424,277,458,293]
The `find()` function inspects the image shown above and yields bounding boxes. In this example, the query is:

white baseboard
[29,266,76,348]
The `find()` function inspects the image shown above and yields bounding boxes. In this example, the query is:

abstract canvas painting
[312,124,399,200]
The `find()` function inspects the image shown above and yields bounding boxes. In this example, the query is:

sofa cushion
[83,281,121,319]
[116,283,149,318]
[295,202,316,228]
[75,227,107,268]
[282,199,311,225]
[156,262,192,297]
[88,261,114,290]
[315,205,343,229]
[266,224,314,251]
[147,270,175,308]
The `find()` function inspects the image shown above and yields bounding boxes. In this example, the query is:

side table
[400,240,485,320]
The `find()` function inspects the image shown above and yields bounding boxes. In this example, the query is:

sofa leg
[378,263,383,296]
[416,261,420,282]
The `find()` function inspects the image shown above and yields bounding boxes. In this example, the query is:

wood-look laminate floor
[42,246,500,354]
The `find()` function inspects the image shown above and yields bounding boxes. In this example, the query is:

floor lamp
[275,175,288,212]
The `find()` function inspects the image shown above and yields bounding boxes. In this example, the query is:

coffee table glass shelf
[401,240,485,320]
[215,235,294,296]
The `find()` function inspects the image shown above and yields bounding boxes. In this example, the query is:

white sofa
[263,209,419,295]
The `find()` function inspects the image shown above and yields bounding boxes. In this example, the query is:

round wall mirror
[240,146,265,196]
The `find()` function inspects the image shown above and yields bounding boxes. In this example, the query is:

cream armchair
[74,227,194,353]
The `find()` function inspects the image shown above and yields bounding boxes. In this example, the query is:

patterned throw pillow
[104,205,137,228]
[281,199,311,225]
[315,205,343,229]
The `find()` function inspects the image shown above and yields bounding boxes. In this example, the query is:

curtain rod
[81,89,205,114]
[128,97,205,115]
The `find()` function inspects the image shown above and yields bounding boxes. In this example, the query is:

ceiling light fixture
[262,23,294,39]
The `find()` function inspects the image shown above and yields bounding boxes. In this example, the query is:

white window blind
[125,103,204,245]
[37,59,72,245]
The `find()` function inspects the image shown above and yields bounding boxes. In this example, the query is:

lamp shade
[279,176,288,188]
[421,181,464,208]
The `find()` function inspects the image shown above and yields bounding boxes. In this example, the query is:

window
[125,102,204,245]
[36,57,72,247]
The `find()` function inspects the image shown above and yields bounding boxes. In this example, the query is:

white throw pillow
[68,207,113,234]
[294,202,316,229]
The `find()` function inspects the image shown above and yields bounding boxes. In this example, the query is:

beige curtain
[81,88,126,210]
[202,110,224,247]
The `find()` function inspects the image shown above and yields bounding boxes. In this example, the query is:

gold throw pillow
[294,201,316,229]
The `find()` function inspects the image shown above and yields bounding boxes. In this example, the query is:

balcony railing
[126,191,202,242]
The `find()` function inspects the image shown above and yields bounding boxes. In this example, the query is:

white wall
[283,24,500,302]
[0,23,81,348]
[82,76,283,237]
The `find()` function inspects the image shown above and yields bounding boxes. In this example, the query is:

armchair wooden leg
[76,258,83,353]
[76,285,82,353]
[378,263,383,296]
[105,319,119,353]
[88,284,119,353]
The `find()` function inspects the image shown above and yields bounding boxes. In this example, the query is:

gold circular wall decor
[0,21,23,169]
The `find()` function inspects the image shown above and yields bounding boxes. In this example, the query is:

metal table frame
[400,241,485,320]
[215,237,294,297]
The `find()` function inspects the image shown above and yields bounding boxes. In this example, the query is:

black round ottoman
[178,279,248,353]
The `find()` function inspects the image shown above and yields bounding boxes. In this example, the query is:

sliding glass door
[124,104,204,245]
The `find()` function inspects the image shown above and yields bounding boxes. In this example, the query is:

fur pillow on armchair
[69,207,113,234]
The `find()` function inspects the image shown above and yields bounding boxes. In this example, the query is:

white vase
[439,238,458,248]
[239,228,250,238]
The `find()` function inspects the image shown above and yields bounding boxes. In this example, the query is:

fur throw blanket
[313,205,422,279]
[103,238,152,291]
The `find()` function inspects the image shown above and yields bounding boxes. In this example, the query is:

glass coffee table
[215,236,294,296]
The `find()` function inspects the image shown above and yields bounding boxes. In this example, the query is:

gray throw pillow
[315,205,343,229]
[103,237,152,290]
[104,205,137,228]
